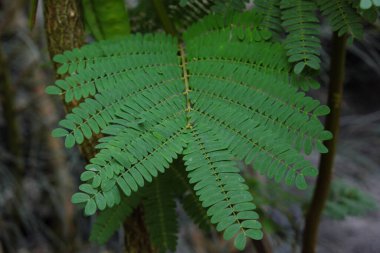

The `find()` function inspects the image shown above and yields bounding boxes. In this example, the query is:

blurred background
[0,0,379,252]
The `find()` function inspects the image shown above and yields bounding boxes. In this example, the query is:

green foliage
[253,0,373,73]
[82,0,130,40]
[324,180,378,219]
[47,10,334,252]
[171,0,249,31]
[89,194,140,244]
[317,0,364,38]
[143,173,178,252]
[255,0,283,35]
[281,0,321,74]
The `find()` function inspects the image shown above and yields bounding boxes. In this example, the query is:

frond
[184,28,331,158]
[170,0,248,30]
[47,34,180,148]
[47,11,332,251]
[281,0,321,74]
[183,125,263,250]
[89,194,140,244]
[76,114,187,213]
[255,0,283,36]
[318,0,364,38]
[184,11,319,90]
[184,11,268,43]
[143,174,178,253]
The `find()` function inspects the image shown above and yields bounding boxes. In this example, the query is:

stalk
[301,32,348,253]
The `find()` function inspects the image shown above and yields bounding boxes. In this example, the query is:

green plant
[46,10,331,251]
[44,0,379,252]
[255,0,378,74]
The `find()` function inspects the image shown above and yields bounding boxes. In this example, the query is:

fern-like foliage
[89,194,140,244]
[255,0,283,36]
[281,0,321,74]
[143,173,178,252]
[253,0,373,74]
[47,11,332,251]
[318,0,364,38]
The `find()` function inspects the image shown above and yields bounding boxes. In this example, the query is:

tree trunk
[43,1,85,251]
[301,32,348,253]
[43,1,154,252]
[123,206,156,253]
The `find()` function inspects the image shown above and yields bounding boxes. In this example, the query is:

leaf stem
[179,43,192,128]
[301,32,348,253]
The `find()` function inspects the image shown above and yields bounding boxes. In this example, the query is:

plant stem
[152,0,177,35]
[301,32,348,253]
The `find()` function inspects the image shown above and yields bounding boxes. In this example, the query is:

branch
[301,32,348,253]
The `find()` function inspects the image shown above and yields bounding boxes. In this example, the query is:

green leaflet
[253,0,373,74]
[255,0,283,36]
[183,125,263,243]
[281,0,321,73]
[82,0,130,40]
[47,11,332,251]
[318,0,364,38]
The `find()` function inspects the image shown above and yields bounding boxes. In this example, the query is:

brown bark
[123,206,156,253]
[43,1,154,252]
[301,33,348,253]
[42,1,86,251]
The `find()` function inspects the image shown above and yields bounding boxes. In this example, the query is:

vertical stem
[301,32,348,253]
[152,0,177,35]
